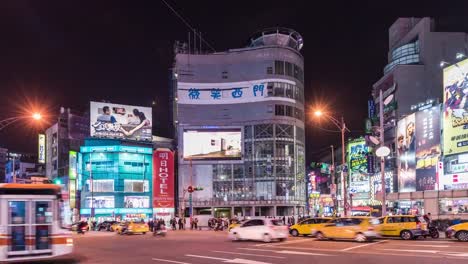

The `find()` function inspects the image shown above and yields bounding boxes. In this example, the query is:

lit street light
[313,109,350,216]
[0,113,43,131]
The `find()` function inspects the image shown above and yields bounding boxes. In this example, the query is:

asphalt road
[27,230,468,264]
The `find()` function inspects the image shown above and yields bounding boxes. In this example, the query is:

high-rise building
[368,17,468,218]
[45,107,89,181]
[172,28,306,217]
[372,17,468,142]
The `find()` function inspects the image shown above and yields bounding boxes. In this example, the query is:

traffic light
[53,178,62,185]
[194,186,204,191]
[187,185,193,193]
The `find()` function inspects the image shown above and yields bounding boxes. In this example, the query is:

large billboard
[153,149,175,208]
[397,113,416,192]
[443,58,468,155]
[347,138,369,182]
[90,101,152,141]
[38,134,45,164]
[347,138,370,200]
[415,106,441,191]
[183,129,242,160]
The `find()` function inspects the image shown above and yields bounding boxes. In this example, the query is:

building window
[222,71,228,79]
[254,141,274,159]
[124,196,150,208]
[275,105,285,116]
[274,82,284,97]
[285,62,293,76]
[213,164,232,181]
[124,180,149,192]
[285,84,294,98]
[88,179,114,192]
[285,105,293,117]
[52,133,58,145]
[439,198,468,215]
[267,83,274,97]
[233,164,244,179]
[86,196,114,208]
[274,61,284,75]
[266,66,273,74]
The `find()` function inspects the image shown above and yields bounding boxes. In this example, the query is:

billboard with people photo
[397,113,416,192]
[90,101,152,141]
[443,58,468,155]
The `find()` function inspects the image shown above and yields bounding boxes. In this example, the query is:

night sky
[1,0,468,163]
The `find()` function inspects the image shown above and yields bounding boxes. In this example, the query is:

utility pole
[189,158,193,219]
[90,154,94,220]
[330,145,337,215]
[379,89,387,216]
[341,116,348,217]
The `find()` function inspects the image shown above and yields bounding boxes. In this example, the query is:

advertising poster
[347,138,369,182]
[347,138,369,200]
[415,106,441,191]
[443,58,468,155]
[124,196,150,208]
[183,129,242,160]
[90,101,152,141]
[153,149,175,208]
[38,134,45,164]
[397,113,416,192]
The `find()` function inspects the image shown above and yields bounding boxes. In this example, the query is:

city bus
[0,184,73,262]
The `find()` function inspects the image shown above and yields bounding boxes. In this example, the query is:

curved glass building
[172,28,306,217]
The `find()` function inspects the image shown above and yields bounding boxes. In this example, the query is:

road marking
[152,258,191,264]
[341,240,385,251]
[255,238,309,247]
[186,255,228,261]
[402,244,450,248]
[239,247,332,256]
[186,254,272,264]
[212,251,285,259]
[381,249,439,254]
[442,253,468,257]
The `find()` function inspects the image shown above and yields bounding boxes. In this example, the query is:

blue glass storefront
[79,139,153,220]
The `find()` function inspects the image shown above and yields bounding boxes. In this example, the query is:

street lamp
[1,113,43,183]
[313,110,350,216]
[0,113,43,131]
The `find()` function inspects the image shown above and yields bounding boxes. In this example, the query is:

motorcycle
[153,225,167,237]
[427,226,439,239]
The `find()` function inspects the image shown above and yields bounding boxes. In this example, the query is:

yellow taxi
[445,222,468,242]
[115,221,149,235]
[377,215,428,240]
[110,222,121,232]
[228,219,245,232]
[314,217,379,242]
[289,217,333,237]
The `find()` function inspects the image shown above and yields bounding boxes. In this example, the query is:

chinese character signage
[443,58,468,155]
[153,149,175,208]
[397,113,416,192]
[177,80,278,104]
[90,101,152,141]
[38,134,46,164]
[415,106,441,191]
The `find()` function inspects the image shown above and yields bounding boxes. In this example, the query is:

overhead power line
[160,0,216,52]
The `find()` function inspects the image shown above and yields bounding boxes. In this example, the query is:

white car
[229,218,288,242]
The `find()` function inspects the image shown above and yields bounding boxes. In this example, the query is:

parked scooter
[153,224,167,237]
